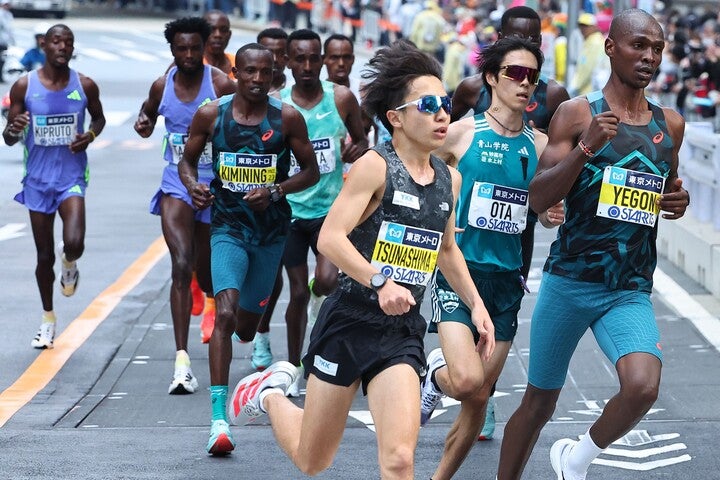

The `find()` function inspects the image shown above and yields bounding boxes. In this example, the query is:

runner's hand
[134,111,154,137]
[582,111,619,152]
[659,177,689,220]
[189,182,214,210]
[244,186,271,211]
[376,280,416,316]
[471,303,495,361]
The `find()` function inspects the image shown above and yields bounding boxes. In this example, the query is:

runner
[178,43,318,455]
[226,40,495,479]
[450,5,570,440]
[2,24,105,349]
[134,17,235,394]
[258,27,289,94]
[496,10,690,479]
[323,33,355,89]
[420,37,563,480]
[203,10,235,79]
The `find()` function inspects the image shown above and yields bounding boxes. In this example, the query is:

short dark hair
[287,28,321,49]
[257,27,288,43]
[164,16,211,45]
[323,34,354,54]
[361,40,442,135]
[500,6,540,32]
[480,37,543,97]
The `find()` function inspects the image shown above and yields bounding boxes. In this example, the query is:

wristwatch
[267,184,284,202]
[370,273,388,291]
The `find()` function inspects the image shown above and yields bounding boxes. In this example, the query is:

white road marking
[123,50,160,62]
[0,223,26,242]
[78,48,122,61]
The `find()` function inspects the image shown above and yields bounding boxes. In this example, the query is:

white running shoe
[550,438,581,480]
[286,364,304,397]
[31,321,55,349]
[168,364,199,394]
[58,242,79,297]
[420,348,446,425]
[227,361,298,425]
[306,278,326,329]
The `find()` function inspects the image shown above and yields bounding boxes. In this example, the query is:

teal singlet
[280,80,347,219]
[454,113,538,273]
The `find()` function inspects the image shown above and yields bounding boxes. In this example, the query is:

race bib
[288,137,336,176]
[596,166,665,227]
[168,133,212,165]
[33,113,78,146]
[370,221,443,287]
[217,151,277,193]
[467,182,528,234]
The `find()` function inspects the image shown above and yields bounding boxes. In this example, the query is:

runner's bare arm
[658,107,688,219]
[2,76,29,146]
[281,104,320,195]
[70,75,105,153]
[178,102,218,210]
[335,85,369,163]
[134,77,165,138]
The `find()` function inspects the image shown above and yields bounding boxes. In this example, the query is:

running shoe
[190,275,205,316]
[206,419,235,456]
[286,364,304,398]
[550,438,580,480]
[200,299,215,344]
[227,361,298,426]
[477,395,496,440]
[168,364,199,394]
[30,321,55,349]
[58,242,79,297]
[251,332,273,371]
[306,277,326,329]
[420,348,446,425]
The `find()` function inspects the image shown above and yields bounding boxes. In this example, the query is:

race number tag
[288,137,336,176]
[217,151,277,193]
[596,166,665,227]
[467,182,528,234]
[371,221,443,286]
[33,113,78,146]
[168,133,212,165]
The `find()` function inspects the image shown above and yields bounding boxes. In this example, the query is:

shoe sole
[60,272,79,297]
[207,433,234,456]
[550,439,573,480]
[31,342,54,349]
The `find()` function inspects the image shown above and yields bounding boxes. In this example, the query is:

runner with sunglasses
[421,37,564,480]
[224,40,494,478]
[450,7,570,441]
[498,10,688,479]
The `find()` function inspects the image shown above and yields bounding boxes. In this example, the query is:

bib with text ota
[468,182,528,234]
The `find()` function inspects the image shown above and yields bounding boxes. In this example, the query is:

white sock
[42,311,56,323]
[258,387,284,413]
[566,429,603,477]
[175,349,190,367]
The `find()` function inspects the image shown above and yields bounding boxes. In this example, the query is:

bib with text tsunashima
[545,91,674,292]
[209,94,291,246]
[338,141,453,307]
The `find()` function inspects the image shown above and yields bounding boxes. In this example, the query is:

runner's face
[171,32,205,74]
[43,27,74,67]
[486,49,538,113]
[323,39,354,84]
[287,39,323,88]
[236,49,274,101]
[258,37,288,81]
[607,20,664,89]
[390,75,449,151]
[205,13,231,55]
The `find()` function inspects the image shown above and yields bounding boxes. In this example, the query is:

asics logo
[315,111,332,120]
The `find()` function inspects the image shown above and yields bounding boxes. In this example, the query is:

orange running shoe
[191,274,205,316]
[200,297,216,344]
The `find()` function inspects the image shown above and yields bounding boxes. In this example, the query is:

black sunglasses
[395,95,452,115]
[500,65,540,85]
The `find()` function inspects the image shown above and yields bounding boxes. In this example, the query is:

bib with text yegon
[217,151,277,193]
[168,133,212,166]
[33,113,78,146]
[596,166,665,227]
[468,182,528,234]
[288,137,336,176]
[371,221,443,287]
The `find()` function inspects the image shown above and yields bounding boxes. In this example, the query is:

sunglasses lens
[505,66,540,84]
[419,96,440,113]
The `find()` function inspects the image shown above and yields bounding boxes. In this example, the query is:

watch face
[371,273,386,289]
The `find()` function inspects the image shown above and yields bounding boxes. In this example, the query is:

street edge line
[0,236,168,428]
[654,267,720,353]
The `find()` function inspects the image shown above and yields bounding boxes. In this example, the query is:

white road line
[654,267,720,353]
[104,111,133,127]
[123,50,160,62]
[79,48,122,61]
[0,223,26,242]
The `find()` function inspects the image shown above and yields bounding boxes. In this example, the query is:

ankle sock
[258,387,283,413]
[42,311,56,324]
[175,349,190,367]
[210,385,228,422]
[566,429,603,477]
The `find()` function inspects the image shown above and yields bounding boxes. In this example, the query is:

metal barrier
[679,122,720,230]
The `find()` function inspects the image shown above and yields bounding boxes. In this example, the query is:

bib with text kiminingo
[371,221,443,286]
[217,151,277,193]
[468,182,528,234]
[596,166,665,227]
